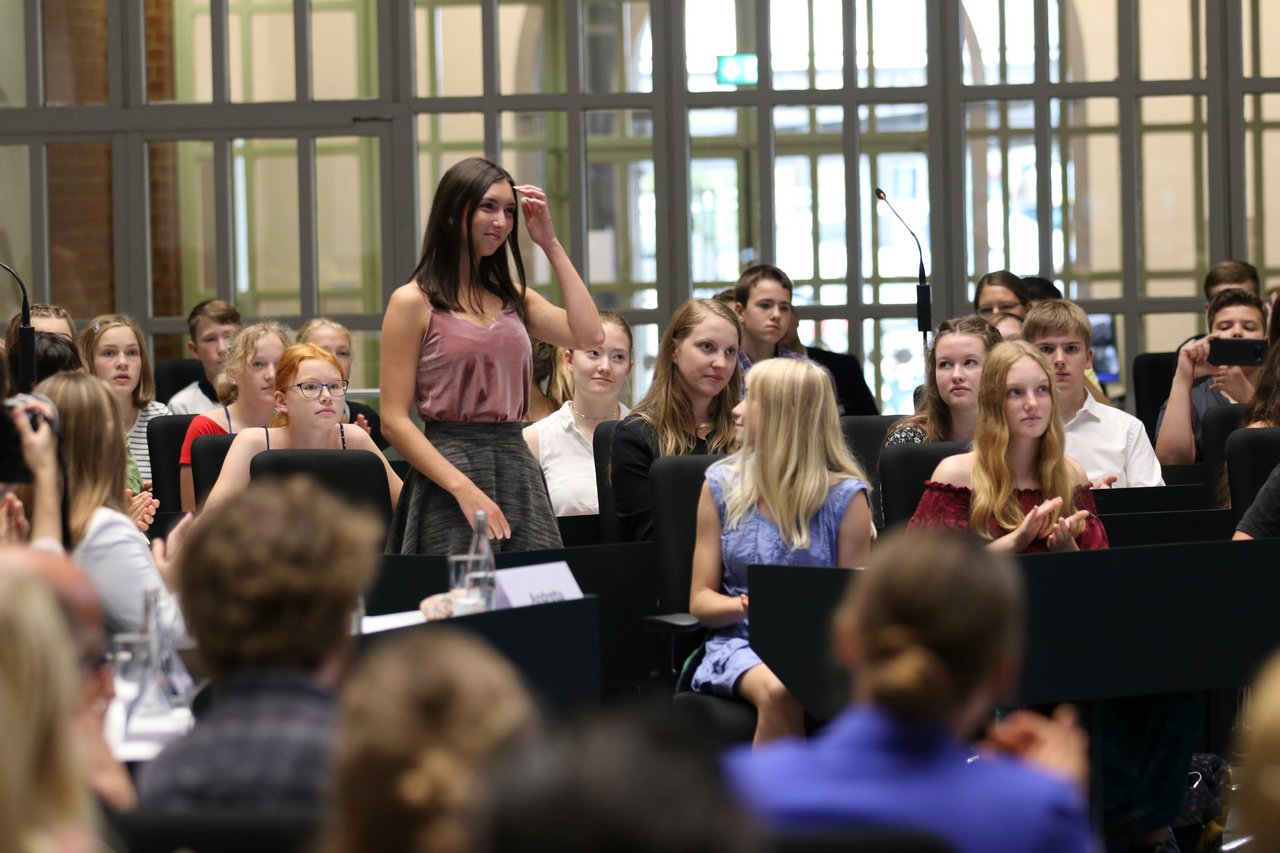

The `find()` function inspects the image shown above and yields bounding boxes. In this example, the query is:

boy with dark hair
[1024,301,1162,487]
[1203,260,1260,306]
[1157,288,1267,464]
[733,265,804,375]
[168,299,241,415]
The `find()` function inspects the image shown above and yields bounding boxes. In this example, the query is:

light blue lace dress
[690,461,869,697]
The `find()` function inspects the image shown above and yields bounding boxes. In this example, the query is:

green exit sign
[716,53,759,86]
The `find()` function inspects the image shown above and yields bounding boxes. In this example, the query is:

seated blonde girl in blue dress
[689,358,874,746]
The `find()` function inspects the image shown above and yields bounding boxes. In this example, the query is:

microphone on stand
[0,261,35,393]
[874,188,931,348]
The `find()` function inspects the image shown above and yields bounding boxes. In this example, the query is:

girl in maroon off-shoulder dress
[908,340,1108,553]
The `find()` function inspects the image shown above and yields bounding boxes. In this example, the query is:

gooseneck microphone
[0,261,34,393]
[874,188,931,347]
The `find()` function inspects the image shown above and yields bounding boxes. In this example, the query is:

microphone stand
[874,188,931,350]
[0,261,35,394]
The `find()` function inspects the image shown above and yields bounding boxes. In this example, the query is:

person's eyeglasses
[289,380,349,398]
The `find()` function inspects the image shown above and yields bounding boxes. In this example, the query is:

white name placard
[494,561,583,610]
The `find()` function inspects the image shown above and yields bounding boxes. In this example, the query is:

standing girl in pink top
[381,157,603,554]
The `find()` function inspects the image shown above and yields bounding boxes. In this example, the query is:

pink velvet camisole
[414,299,532,424]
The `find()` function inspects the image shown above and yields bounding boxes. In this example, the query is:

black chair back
[190,432,237,509]
[840,414,903,528]
[1133,351,1178,442]
[1092,485,1210,514]
[153,359,206,405]
[249,448,393,529]
[1161,463,1206,486]
[649,454,726,615]
[146,414,196,511]
[1227,426,1280,521]
[107,809,319,853]
[878,441,967,529]
[839,414,902,476]
[593,419,622,544]
[1201,401,1247,496]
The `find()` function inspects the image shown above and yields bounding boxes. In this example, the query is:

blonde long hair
[78,313,157,409]
[36,372,128,546]
[970,340,1077,537]
[722,359,870,550]
[631,299,741,456]
[0,572,93,853]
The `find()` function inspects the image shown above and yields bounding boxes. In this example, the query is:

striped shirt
[127,400,171,483]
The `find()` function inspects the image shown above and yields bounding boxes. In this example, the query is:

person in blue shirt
[725,527,1098,853]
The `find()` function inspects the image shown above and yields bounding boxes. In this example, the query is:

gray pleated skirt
[386,421,563,556]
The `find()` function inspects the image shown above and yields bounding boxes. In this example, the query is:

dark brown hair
[1204,260,1260,301]
[409,157,528,323]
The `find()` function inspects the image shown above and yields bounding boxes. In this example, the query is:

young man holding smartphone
[1156,288,1268,464]
[1024,301,1163,488]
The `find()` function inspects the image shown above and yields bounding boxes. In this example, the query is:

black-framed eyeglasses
[288,380,349,398]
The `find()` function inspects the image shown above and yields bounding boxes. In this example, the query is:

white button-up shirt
[1062,392,1164,487]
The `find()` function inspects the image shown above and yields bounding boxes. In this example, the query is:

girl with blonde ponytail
[689,358,873,745]
[909,340,1107,553]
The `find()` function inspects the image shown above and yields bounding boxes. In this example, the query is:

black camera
[0,394,58,484]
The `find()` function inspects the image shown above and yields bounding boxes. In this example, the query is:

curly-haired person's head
[175,476,382,678]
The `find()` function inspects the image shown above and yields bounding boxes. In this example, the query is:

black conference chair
[593,419,622,544]
[840,414,904,528]
[1201,402,1247,500]
[107,809,319,853]
[1132,351,1178,443]
[877,441,967,529]
[146,413,196,512]
[647,454,754,746]
[249,448,393,530]
[1227,426,1280,522]
[190,432,237,509]
[153,358,205,406]
[839,414,902,477]
[1160,463,1207,486]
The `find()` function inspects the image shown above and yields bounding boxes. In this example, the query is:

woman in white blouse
[523,311,633,516]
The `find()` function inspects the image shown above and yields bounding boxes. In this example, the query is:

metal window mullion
[844,0,863,360]
[932,0,966,320]
[106,0,126,108]
[213,138,235,305]
[747,0,773,266]
[481,0,500,150]
[657,1,690,317]
[1218,0,1247,259]
[1034,0,1056,279]
[121,0,146,107]
[387,1,419,297]
[212,0,230,104]
[563,0,588,279]
[30,144,49,303]
[299,135,319,319]
[25,0,41,107]
[296,0,313,102]
[116,132,149,317]
[1117,0,1145,369]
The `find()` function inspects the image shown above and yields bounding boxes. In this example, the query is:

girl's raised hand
[515,184,559,250]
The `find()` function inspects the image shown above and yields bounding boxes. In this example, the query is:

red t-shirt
[179,411,229,465]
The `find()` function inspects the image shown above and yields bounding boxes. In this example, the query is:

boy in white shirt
[1024,300,1163,487]
[167,299,241,415]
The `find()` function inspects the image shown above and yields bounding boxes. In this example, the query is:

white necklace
[570,400,619,421]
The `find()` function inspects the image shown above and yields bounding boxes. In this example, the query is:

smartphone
[1208,337,1268,367]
